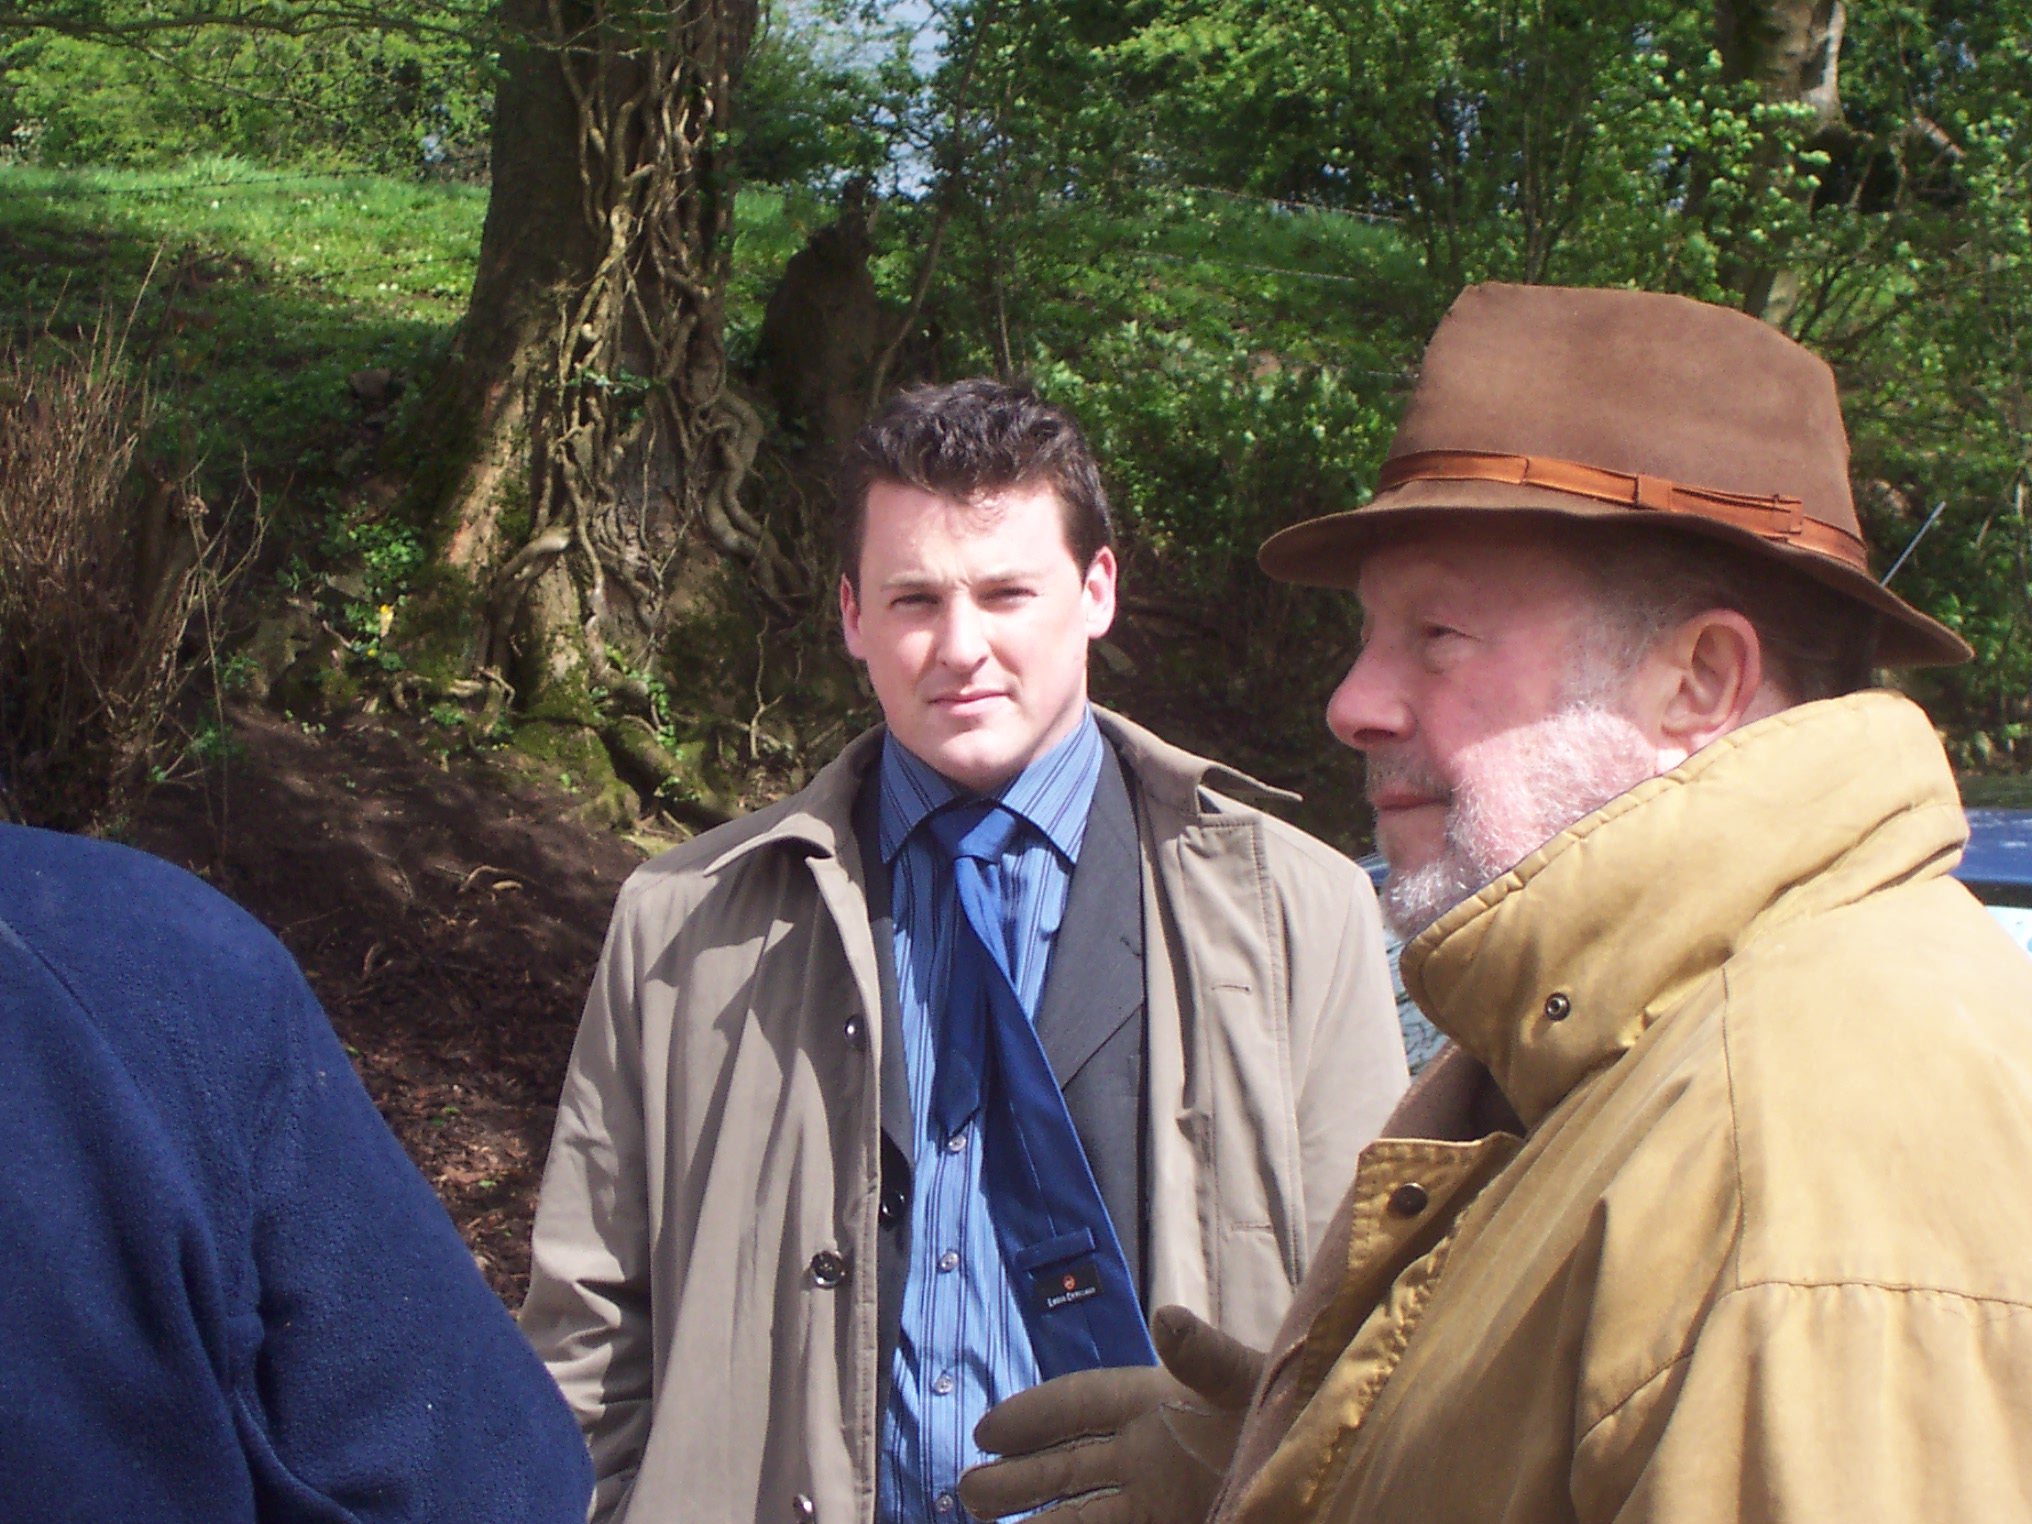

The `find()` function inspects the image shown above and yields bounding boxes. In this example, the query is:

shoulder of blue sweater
[0,822,307,1012]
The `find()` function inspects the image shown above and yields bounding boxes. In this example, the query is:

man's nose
[935,598,991,668]
[1326,650,1412,751]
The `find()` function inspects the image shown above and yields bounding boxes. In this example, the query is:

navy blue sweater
[0,825,592,1522]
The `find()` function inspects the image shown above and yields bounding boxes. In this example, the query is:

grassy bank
[0,158,487,504]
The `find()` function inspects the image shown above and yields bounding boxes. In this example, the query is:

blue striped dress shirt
[875,709,1108,1524]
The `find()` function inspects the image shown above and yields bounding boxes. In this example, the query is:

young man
[520,379,1407,1524]
[0,825,592,1522]
[967,284,2032,1523]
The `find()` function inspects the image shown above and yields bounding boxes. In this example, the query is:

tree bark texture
[1717,0,1846,130]
[425,0,760,704]
[1715,0,1847,323]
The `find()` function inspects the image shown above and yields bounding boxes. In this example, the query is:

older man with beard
[960,282,2032,1524]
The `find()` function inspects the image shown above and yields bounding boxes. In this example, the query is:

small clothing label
[1034,1257,1102,1313]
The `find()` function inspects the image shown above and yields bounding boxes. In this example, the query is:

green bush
[0,14,493,174]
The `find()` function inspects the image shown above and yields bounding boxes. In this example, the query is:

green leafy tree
[0,0,495,169]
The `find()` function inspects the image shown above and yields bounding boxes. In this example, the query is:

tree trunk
[416,0,760,710]
[1715,0,1847,323]
[1717,0,1845,127]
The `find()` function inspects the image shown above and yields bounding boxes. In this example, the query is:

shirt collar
[878,707,1106,866]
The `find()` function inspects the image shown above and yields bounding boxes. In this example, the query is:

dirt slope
[135,707,644,1308]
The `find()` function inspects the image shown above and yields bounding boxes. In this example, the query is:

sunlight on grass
[0,156,484,316]
[0,156,486,500]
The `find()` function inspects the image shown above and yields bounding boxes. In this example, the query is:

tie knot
[925,799,1024,865]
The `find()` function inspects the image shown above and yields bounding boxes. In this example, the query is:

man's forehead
[866,475,1066,523]
[862,475,1083,581]
[1355,522,1589,608]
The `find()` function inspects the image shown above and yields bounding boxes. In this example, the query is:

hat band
[1377,449,1869,571]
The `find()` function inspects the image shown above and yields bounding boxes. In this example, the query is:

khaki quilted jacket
[1219,690,2032,1524]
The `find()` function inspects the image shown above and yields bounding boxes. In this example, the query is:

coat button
[1543,992,1572,1022]
[792,1494,816,1521]
[879,1188,907,1227]
[1387,1182,1430,1218]
[843,1015,866,1048]
[809,1250,847,1288]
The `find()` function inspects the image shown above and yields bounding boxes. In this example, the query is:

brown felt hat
[1258,282,1970,666]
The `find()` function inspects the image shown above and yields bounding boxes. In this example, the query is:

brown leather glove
[957,1304,1264,1524]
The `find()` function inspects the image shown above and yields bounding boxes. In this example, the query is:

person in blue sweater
[0,821,593,1522]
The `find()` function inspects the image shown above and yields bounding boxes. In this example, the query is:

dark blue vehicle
[1960,808,2032,954]
[1366,808,2032,1073]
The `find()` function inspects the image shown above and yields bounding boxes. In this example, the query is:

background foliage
[3,0,2030,843]
[830,0,2032,781]
[0,1,494,170]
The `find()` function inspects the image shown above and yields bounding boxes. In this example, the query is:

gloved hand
[957,1304,1264,1524]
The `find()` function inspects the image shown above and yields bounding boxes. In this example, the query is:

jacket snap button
[1387,1182,1430,1218]
[809,1250,847,1288]
[879,1188,906,1227]
[1543,992,1572,1022]
[843,1015,865,1048]
[793,1493,816,1521]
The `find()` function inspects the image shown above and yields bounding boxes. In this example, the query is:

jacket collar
[1401,690,1968,1129]
[701,704,1295,879]
[1089,706,1298,815]
[702,727,885,876]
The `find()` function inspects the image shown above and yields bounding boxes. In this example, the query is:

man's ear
[1082,546,1119,641]
[1631,608,1770,762]
[840,574,866,660]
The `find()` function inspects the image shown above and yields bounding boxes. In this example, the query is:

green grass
[0,156,487,502]
[723,183,846,369]
[1959,774,2032,810]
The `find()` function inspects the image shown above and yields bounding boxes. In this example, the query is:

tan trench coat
[1215,690,2032,1524]
[522,709,1407,1524]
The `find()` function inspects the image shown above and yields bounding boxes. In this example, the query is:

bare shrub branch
[0,313,256,833]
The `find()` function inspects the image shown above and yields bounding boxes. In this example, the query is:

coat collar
[1090,706,1300,816]
[702,727,885,876]
[701,705,1295,879]
[1402,690,1969,1129]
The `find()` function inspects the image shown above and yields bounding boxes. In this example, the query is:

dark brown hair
[835,379,1114,588]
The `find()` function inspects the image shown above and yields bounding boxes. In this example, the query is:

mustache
[1364,749,1453,806]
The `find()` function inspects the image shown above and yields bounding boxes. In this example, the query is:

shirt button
[809,1250,848,1288]
[931,1372,956,1396]
[793,1495,816,1522]
[1388,1182,1430,1218]
[843,1015,866,1048]
[934,1494,956,1514]
[937,1249,960,1272]
[945,1130,968,1154]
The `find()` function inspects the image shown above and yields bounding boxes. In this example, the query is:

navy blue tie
[925,800,1157,1380]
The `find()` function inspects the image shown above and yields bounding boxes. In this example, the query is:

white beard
[1376,705,1664,938]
